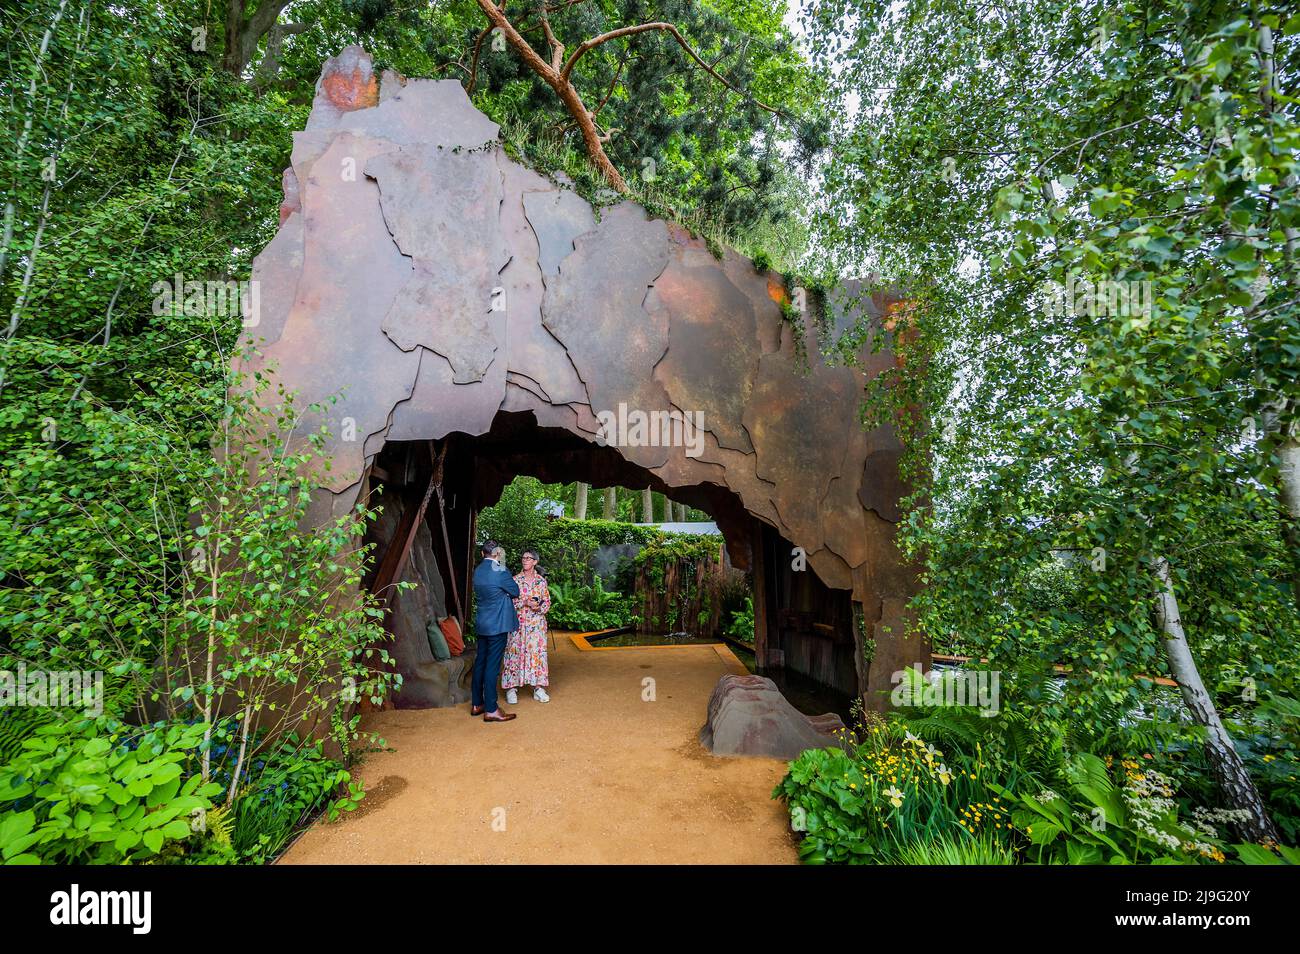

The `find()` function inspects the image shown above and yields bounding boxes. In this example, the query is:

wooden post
[371,471,436,604]
[429,441,464,623]
[750,520,771,670]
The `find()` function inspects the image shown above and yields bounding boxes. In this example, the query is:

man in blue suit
[471,540,520,722]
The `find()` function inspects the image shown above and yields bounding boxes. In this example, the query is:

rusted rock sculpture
[235,47,925,707]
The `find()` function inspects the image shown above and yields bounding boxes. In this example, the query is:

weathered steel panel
[369,144,508,382]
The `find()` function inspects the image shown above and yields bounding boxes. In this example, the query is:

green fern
[0,706,52,764]
[898,702,1056,781]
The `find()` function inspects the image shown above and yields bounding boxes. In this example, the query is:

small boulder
[699,674,847,760]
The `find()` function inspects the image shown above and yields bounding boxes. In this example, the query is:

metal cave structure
[234,47,928,708]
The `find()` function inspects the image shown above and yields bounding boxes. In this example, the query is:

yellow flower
[884,786,904,808]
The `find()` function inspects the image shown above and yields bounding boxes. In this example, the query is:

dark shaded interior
[360,410,866,709]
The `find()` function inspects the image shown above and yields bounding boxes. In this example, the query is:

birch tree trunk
[1154,557,1278,841]
[1267,410,1300,609]
[1253,23,1300,609]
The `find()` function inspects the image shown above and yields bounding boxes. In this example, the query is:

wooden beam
[371,468,437,604]
[429,440,465,623]
[750,519,771,671]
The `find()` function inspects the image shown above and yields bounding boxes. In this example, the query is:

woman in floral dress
[502,549,552,703]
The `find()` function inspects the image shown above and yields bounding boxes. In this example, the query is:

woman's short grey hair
[491,546,505,561]
[521,549,539,561]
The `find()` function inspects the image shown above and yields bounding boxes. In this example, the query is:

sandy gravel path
[278,634,797,864]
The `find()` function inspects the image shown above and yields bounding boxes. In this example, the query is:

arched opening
[357,409,859,716]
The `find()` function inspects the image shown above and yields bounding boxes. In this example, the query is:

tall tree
[805,0,1298,838]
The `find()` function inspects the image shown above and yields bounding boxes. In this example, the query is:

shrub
[547,578,637,631]
[773,719,1016,864]
[995,753,1230,864]
[725,596,755,644]
[0,718,223,865]
[224,733,360,863]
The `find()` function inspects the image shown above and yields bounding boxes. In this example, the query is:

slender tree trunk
[1154,557,1278,841]
[1,0,69,286]
[574,482,588,520]
[1261,394,1300,609]
[224,702,254,810]
[675,502,688,521]
[642,487,653,522]
[1277,430,1300,607]
[1253,22,1300,610]
[603,487,616,520]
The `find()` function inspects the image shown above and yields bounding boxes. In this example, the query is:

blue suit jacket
[473,558,520,636]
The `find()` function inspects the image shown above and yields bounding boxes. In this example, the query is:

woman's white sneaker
[505,688,518,705]
[533,687,550,703]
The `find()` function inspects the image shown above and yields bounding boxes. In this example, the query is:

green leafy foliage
[0,719,222,865]
[773,718,1016,864]
[547,576,638,631]
[895,832,1017,865]
[725,595,755,643]
[226,733,359,863]
[803,0,1300,833]
[995,753,1231,865]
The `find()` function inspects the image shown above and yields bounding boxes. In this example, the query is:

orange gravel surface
[278,633,798,864]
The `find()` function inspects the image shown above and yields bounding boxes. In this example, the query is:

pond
[585,630,724,648]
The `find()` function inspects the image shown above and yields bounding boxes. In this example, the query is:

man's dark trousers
[472,632,510,714]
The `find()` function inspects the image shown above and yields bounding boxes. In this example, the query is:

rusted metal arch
[234,47,927,706]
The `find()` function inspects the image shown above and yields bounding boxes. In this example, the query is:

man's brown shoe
[482,711,517,723]
[470,705,484,716]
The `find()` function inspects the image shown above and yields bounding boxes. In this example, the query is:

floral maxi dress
[502,573,550,689]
